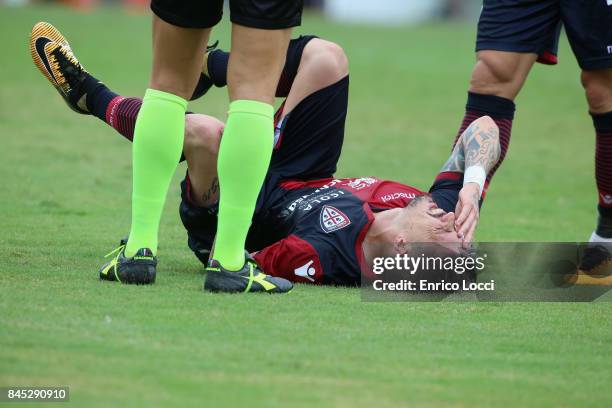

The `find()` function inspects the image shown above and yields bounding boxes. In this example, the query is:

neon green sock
[214,100,274,271]
[125,88,187,257]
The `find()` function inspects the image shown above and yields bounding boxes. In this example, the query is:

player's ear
[394,235,410,255]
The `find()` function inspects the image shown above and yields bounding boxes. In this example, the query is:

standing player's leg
[118,16,211,274]
[583,69,612,242]
[442,0,562,194]
[211,25,292,272]
[444,50,530,196]
[560,0,612,243]
[204,0,303,293]
[440,0,560,238]
[100,0,221,284]
[126,15,211,253]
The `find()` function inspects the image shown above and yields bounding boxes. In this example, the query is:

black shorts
[151,0,303,29]
[180,75,349,264]
[476,0,612,70]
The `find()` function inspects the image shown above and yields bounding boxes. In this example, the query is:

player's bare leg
[581,69,612,245]
[183,115,224,208]
[148,18,212,100]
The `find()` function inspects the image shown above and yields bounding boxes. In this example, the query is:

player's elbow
[475,115,497,132]
[184,114,223,158]
[305,39,349,84]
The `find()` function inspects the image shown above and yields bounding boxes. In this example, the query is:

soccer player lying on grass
[31,29,501,287]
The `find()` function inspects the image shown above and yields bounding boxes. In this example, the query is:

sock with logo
[213,100,275,271]
[593,111,612,238]
[124,89,187,257]
[104,96,143,142]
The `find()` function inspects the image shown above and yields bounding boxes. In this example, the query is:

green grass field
[1,5,611,407]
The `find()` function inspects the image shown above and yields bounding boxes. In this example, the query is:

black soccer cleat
[190,41,219,101]
[99,244,157,285]
[204,252,293,294]
[579,244,612,275]
[30,22,91,114]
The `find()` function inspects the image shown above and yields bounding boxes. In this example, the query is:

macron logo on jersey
[320,205,351,233]
[294,260,316,282]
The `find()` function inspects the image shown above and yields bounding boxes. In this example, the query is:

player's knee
[304,39,349,83]
[581,70,612,113]
[470,57,514,92]
[184,115,224,157]
[469,52,526,99]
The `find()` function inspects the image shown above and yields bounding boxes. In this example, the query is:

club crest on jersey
[320,205,351,233]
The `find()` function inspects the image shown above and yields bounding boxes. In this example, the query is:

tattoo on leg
[201,177,219,206]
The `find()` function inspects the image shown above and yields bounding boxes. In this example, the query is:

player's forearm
[440,116,500,174]
[440,142,466,173]
[461,116,501,174]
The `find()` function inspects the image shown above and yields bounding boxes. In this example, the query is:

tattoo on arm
[463,120,500,174]
[201,177,219,207]
[441,137,466,172]
[440,119,500,174]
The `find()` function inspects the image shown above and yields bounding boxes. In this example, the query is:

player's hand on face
[455,183,480,247]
